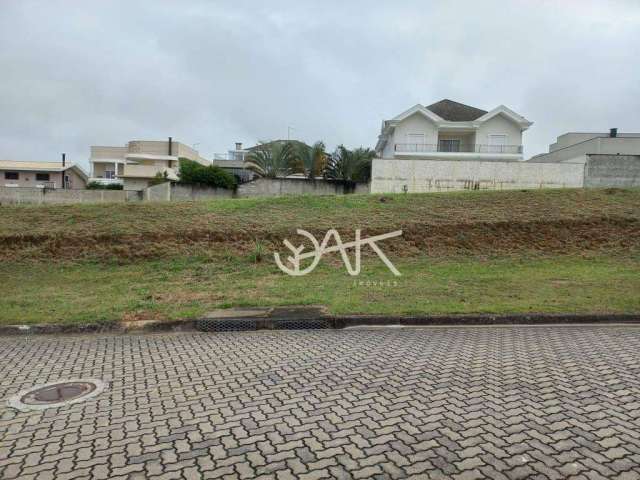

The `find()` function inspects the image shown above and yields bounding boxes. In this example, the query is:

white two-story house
[375,99,533,161]
[367,100,576,194]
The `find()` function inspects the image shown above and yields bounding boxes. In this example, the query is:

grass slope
[1,188,639,262]
[1,188,639,324]
[2,255,639,325]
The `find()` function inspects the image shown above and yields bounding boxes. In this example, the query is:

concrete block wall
[171,184,234,201]
[0,187,44,204]
[44,189,129,204]
[371,159,585,193]
[144,182,171,202]
[0,187,133,205]
[585,155,640,188]
[237,178,370,197]
[0,179,368,206]
[9,161,636,206]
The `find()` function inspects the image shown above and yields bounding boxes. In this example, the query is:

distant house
[375,99,533,161]
[528,129,640,163]
[89,138,210,190]
[527,129,640,188]
[0,159,88,189]
[211,142,254,183]
[211,140,311,183]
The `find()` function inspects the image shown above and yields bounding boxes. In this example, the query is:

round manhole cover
[22,381,97,405]
[7,379,106,412]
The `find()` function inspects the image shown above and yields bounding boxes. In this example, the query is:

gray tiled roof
[426,99,488,121]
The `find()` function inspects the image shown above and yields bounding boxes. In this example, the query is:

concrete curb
[2,310,639,335]
[0,320,196,336]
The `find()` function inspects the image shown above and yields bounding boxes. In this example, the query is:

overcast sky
[1,0,639,169]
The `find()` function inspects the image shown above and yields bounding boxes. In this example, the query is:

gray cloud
[1,0,639,169]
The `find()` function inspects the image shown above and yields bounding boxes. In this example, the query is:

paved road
[1,326,640,479]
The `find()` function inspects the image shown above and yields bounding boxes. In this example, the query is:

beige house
[528,129,640,163]
[211,142,256,183]
[0,160,88,189]
[375,99,533,161]
[89,138,210,190]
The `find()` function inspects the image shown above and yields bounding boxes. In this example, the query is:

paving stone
[2,327,640,479]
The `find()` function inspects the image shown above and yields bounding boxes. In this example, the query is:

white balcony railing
[89,177,123,185]
[212,151,247,161]
[395,144,523,154]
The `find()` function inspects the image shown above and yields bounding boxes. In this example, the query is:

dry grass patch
[1,189,639,262]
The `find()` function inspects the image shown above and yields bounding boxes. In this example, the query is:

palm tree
[246,141,295,178]
[324,146,375,182]
[352,147,375,182]
[296,141,326,179]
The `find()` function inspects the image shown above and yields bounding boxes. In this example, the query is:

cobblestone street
[1,326,640,479]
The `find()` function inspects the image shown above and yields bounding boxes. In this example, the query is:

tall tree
[324,146,375,182]
[296,141,326,179]
[246,142,295,178]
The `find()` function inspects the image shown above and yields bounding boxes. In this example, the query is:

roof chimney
[62,153,66,167]
[168,137,173,155]
[235,142,243,151]
[610,128,618,138]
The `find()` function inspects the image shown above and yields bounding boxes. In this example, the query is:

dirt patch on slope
[1,216,637,263]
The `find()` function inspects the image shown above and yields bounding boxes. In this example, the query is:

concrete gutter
[1,308,639,335]
[332,313,640,328]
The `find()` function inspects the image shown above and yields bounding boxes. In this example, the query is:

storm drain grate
[195,318,258,332]
[195,317,333,332]
[273,319,331,330]
[7,379,106,412]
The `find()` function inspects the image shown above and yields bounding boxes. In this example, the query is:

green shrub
[247,239,265,264]
[179,158,237,190]
[86,181,123,190]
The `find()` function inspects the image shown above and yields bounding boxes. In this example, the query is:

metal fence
[394,143,523,154]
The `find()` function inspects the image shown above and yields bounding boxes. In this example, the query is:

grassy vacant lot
[1,188,639,324]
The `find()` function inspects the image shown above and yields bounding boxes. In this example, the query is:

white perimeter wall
[371,159,585,193]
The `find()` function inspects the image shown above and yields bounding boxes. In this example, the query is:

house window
[407,133,426,145]
[488,134,507,153]
[439,139,461,152]
[4,172,19,180]
[36,173,50,181]
[104,170,116,179]
[405,133,427,152]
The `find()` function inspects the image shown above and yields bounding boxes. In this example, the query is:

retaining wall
[0,187,139,205]
[0,178,369,206]
[143,183,235,201]
[585,154,640,188]
[371,159,585,193]
[144,182,171,202]
[171,183,234,201]
[145,179,370,202]
[237,178,370,197]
